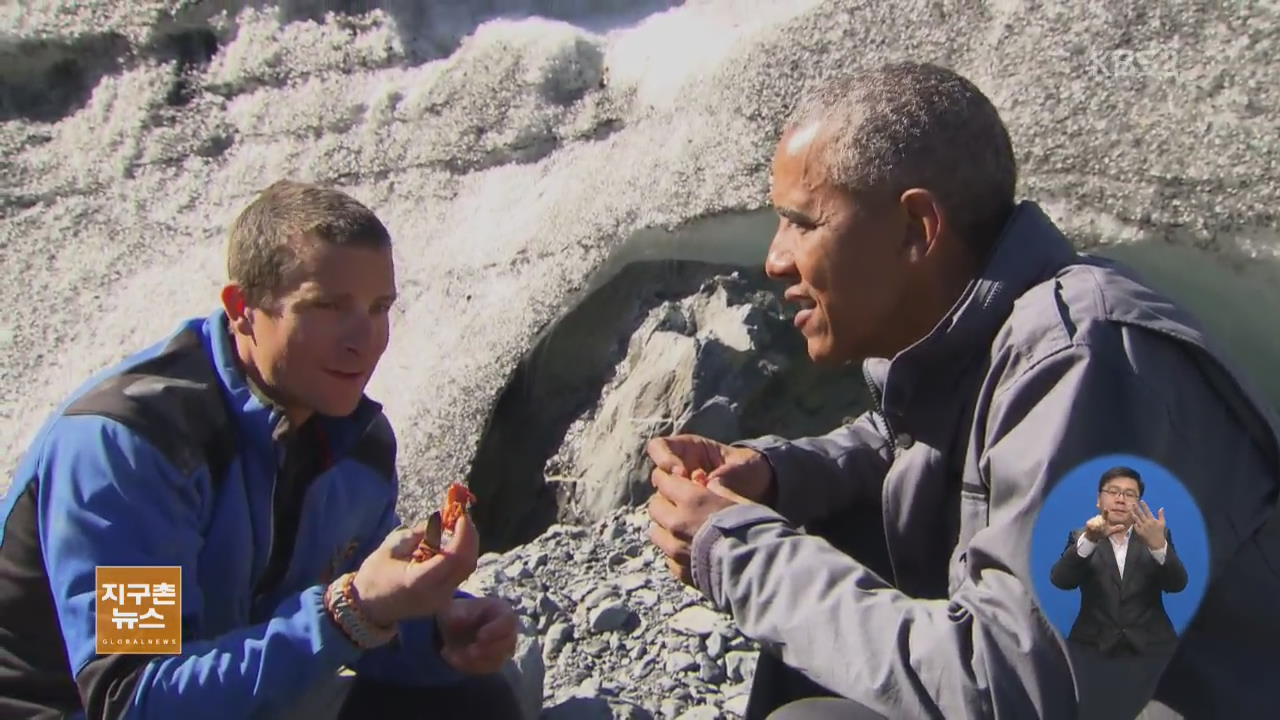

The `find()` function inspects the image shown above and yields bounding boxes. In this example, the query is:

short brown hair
[227,180,391,307]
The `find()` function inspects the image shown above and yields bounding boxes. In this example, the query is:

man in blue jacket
[0,180,522,719]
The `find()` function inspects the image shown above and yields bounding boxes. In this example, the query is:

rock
[725,651,758,684]
[543,697,614,720]
[668,606,727,636]
[659,699,683,719]
[722,681,750,698]
[616,573,649,591]
[500,624,545,720]
[611,702,654,720]
[665,651,697,673]
[544,621,574,659]
[697,655,725,684]
[581,585,621,611]
[630,588,659,608]
[505,559,533,580]
[589,601,635,633]
[705,632,726,659]
[674,707,721,720]
[580,638,609,657]
[458,561,504,596]
[572,677,601,698]
[566,581,598,603]
[539,593,565,620]
[528,550,550,571]
[724,694,750,717]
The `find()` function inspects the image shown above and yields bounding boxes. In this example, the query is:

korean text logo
[96,566,182,654]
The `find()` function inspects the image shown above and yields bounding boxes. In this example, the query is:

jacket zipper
[251,444,284,603]
[864,362,902,586]
[862,363,899,453]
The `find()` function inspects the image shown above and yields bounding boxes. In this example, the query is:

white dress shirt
[1076,525,1167,577]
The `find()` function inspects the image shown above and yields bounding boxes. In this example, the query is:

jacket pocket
[950,482,991,592]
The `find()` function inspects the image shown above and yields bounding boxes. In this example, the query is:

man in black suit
[1050,466,1189,718]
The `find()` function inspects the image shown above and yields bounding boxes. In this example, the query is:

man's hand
[648,464,754,586]
[351,514,480,627]
[438,596,518,675]
[1083,514,1127,543]
[646,434,775,504]
[1132,501,1168,550]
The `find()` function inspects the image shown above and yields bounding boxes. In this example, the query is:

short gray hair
[787,63,1016,257]
[227,180,391,308]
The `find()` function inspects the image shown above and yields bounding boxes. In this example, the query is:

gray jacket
[690,201,1280,719]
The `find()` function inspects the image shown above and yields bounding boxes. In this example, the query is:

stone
[705,632,726,659]
[616,572,649,591]
[543,697,614,720]
[505,559,533,580]
[725,651,758,684]
[582,585,621,611]
[589,601,635,633]
[697,655,725,684]
[724,694,750,717]
[611,702,654,720]
[665,651,697,673]
[580,638,609,657]
[566,580,598,603]
[674,707,721,720]
[630,588,659,608]
[528,549,550,571]
[669,605,726,636]
[539,593,565,620]
[544,621,574,659]
[500,627,545,720]
[572,677,601,698]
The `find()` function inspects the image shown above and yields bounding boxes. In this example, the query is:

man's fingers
[1107,523,1128,536]
[652,465,700,507]
[665,556,692,585]
[1157,507,1166,523]
[648,490,693,540]
[444,512,480,572]
[474,610,518,645]
[649,523,691,565]
[646,437,687,476]
[706,476,751,505]
[383,524,426,557]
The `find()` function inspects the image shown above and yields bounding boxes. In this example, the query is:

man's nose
[342,312,375,355]
[765,225,797,279]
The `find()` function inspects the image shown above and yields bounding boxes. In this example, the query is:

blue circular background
[1030,454,1210,638]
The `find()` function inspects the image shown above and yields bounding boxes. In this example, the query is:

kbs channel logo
[95,566,182,654]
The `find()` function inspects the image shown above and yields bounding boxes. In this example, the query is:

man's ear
[221,284,253,337]
[899,188,944,263]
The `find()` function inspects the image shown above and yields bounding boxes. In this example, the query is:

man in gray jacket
[647,63,1280,719]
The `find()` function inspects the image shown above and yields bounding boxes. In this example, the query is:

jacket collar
[865,201,1078,419]
[202,310,383,456]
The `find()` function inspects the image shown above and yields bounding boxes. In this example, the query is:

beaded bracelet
[324,572,398,650]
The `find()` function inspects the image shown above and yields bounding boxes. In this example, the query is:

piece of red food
[411,483,476,562]
[442,482,477,532]
[690,468,709,486]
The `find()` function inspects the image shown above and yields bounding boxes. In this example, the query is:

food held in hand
[690,468,710,486]
[411,483,476,562]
